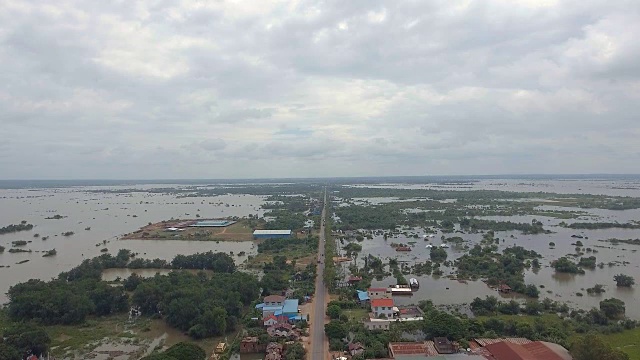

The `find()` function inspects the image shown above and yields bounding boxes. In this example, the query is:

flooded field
[0,185,265,303]
[335,178,640,319]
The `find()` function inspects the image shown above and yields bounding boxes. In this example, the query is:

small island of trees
[614,274,635,287]
[0,221,34,235]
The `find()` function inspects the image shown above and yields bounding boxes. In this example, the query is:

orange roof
[371,298,394,307]
[484,342,536,360]
[522,341,570,360]
[389,342,428,356]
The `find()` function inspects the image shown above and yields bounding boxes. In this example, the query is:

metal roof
[282,299,298,314]
[371,298,394,307]
[253,230,292,235]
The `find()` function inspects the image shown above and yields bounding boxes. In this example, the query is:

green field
[600,328,640,359]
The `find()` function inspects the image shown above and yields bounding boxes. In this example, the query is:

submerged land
[0,176,640,359]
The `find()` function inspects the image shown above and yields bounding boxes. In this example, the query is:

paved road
[310,189,328,360]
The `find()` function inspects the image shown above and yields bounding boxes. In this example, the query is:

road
[310,189,328,360]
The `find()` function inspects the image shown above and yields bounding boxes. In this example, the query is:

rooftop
[282,299,299,314]
[253,230,292,235]
[264,295,286,303]
[389,342,433,357]
[480,341,571,360]
[371,298,394,307]
[356,290,370,301]
[190,220,235,227]
[368,287,388,292]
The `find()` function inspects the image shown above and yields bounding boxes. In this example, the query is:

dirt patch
[55,334,72,342]
[122,219,257,242]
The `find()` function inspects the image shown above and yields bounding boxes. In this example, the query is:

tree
[424,311,467,340]
[600,298,625,319]
[429,247,448,262]
[614,274,635,287]
[571,334,629,360]
[524,284,539,298]
[285,342,306,360]
[1,323,51,358]
[324,321,347,340]
[142,342,206,360]
[164,342,206,360]
[199,308,227,336]
[498,300,521,315]
[327,305,342,319]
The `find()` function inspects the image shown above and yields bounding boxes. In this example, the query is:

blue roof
[282,299,299,314]
[356,290,370,301]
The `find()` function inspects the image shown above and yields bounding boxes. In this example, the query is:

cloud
[0,0,639,179]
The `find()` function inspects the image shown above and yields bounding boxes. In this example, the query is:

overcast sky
[1,0,639,179]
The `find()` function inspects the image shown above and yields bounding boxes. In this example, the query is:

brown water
[341,205,640,318]
[0,185,265,303]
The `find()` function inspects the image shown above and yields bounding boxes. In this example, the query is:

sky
[1,0,640,179]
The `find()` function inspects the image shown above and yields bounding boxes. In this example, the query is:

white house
[371,298,394,319]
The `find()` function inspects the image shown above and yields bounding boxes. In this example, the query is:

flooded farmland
[0,184,266,303]
[334,177,640,319]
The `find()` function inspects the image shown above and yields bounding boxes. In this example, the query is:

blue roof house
[356,290,370,303]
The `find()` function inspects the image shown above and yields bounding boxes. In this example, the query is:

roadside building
[433,337,456,354]
[371,298,394,319]
[253,230,292,239]
[264,295,286,307]
[368,287,392,299]
[263,314,289,327]
[240,337,266,353]
[364,319,390,330]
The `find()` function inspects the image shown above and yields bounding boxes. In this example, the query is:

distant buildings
[253,230,292,239]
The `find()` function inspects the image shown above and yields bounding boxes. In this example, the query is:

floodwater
[0,185,265,303]
[339,189,640,319]
[347,178,640,197]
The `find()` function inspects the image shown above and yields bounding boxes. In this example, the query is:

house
[368,287,392,299]
[264,295,286,306]
[240,337,266,353]
[498,284,512,294]
[282,299,300,317]
[371,298,394,319]
[253,230,292,239]
[257,298,301,320]
[433,337,456,354]
[482,340,571,360]
[263,314,289,327]
[348,342,365,356]
[265,342,284,360]
[267,323,299,339]
[364,319,390,330]
[356,290,370,305]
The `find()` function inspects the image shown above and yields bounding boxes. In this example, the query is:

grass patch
[600,328,640,359]
[344,308,369,322]
[46,314,140,355]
